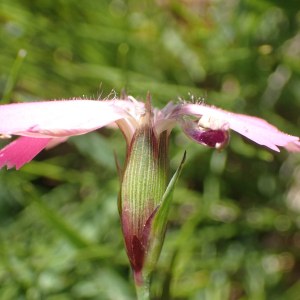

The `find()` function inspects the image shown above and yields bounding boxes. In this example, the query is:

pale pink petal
[175,104,300,152]
[112,98,145,113]
[105,98,145,131]
[284,141,300,152]
[45,137,69,149]
[0,100,129,138]
[0,137,52,170]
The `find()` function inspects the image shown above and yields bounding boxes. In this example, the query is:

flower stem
[135,284,150,300]
[134,271,150,300]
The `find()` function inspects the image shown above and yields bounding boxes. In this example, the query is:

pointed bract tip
[178,151,186,170]
[145,91,151,113]
[182,150,187,163]
[138,91,153,126]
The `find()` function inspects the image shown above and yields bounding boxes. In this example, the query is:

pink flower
[1,92,299,297]
[0,94,299,170]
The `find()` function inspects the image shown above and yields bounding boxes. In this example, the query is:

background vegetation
[1,0,300,299]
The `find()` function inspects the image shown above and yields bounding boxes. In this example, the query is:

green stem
[135,283,150,300]
[134,272,150,300]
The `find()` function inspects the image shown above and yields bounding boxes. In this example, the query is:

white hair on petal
[175,93,206,106]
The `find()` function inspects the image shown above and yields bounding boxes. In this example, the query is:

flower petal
[0,137,52,170]
[177,115,230,150]
[45,137,69,149]
[175,104,300,152]
[284,140,300,152]
[0,100,129,138]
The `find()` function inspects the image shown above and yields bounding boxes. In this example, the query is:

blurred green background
[1,0,300,299]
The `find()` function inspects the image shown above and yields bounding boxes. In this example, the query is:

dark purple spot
[195,130,226,148]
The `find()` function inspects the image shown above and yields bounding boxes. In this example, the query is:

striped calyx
[117,92,185,287]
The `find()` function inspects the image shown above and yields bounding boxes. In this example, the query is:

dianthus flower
[0,92,299,299]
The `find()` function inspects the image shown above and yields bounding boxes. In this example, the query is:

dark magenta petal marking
[192,129,227,148]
